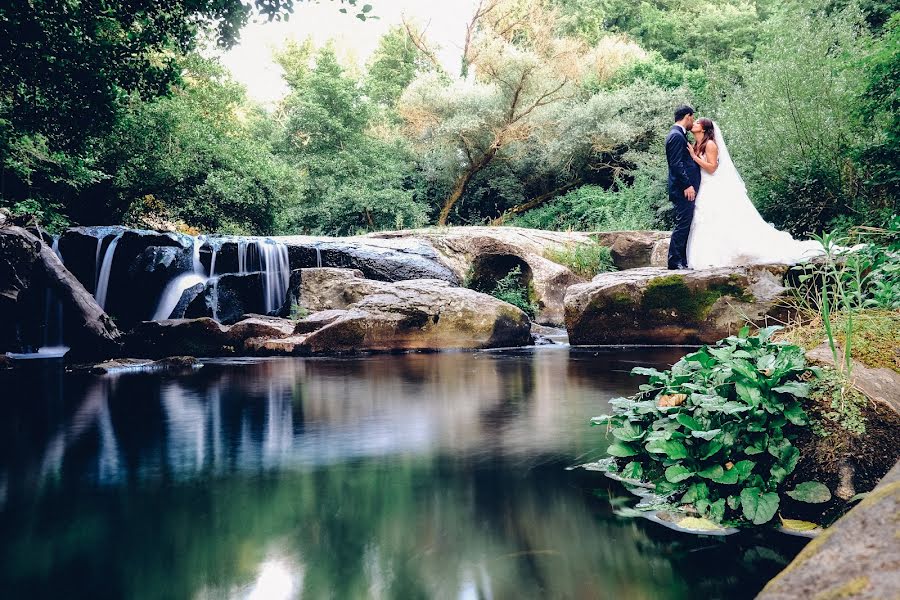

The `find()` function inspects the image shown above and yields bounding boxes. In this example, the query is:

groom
[666,105,702,270]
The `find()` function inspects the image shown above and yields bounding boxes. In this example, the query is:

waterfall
[40,237,67,353]
[95,233,123,310]
[315,247,322,268]
[152,236,206,321]
[259,241,290,314]
[209,247,218,278]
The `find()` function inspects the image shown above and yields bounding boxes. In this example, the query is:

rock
[185,273,267,324]
[276,269,303,318]
[592,231,671,270]
[0,227,121,358]
[756,460,900,600]
[246,268,532,354]
[378,227,591,326]
[293,309,347,334]
[0,355,12,370]
[124,318,232,358]
[806,343,900,416]
[0,208,9,226]
[227,314,296,342]
[564,265,791,345]
[69,356,202,374]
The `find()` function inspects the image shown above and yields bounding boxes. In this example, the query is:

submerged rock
[564,265,791,345]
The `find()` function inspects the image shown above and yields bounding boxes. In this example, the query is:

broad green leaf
[727,495,741,510]
[738,325,750,338]
[681,482,709,504]
[780,445,800,474]
[675,413,702,430]
[708,498,726,523]
[647,439,689,459]
[731,361,759,381]
[769,464,788,484]
[740,487,780,525]
[733,460,756,482]
[722,401,752,414]
[612,422,645,442]
[701,440,724,459]
[665,464,694,483]
[783,402,808,425]
[691,428,722,441]
[607,442,638,458]
[786,481,832,504]
[735,381,763,406]
[773,381,810,398]
[712,467,738,484]
[655,480,680,494]
[621,461,643,480]
[698,464,725,480]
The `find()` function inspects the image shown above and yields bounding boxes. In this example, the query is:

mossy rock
[564,266,789,345]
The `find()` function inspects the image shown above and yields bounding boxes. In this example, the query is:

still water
[0,348,805,599]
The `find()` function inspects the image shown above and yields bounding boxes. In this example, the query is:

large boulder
[591,231,670,270]
[564,266,791,345]
[757,461,900,600]
[245,268,533,354]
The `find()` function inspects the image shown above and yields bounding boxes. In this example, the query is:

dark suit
[666,125,702,269]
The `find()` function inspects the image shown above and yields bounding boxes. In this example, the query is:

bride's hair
[695,118,716,156]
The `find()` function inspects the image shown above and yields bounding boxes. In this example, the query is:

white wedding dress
[686,122,824,268]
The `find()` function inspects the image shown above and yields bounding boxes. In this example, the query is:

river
[0,347,806,599]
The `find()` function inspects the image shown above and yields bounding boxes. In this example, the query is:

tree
[399,1,590,225]
[273,44,426,234]
[719,8,871,234]
[364,26,431,108]
[96,56,303,234]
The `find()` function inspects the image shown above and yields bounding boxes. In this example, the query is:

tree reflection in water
[0,349,805,599]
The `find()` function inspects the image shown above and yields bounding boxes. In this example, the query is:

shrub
[592,327,830,526]
[544,243,616,278]
[510,180,659,232]
[488,266,538,318]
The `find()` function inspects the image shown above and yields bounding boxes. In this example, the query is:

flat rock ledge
[126,270,532,357]
[756,460,900,600]
[564,265,791,345]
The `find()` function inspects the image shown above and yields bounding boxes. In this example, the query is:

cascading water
[152,236,206,321]
[40,237,68,354]
[95,233,123,310]
[316,247,322,268]
[259,241,290,314]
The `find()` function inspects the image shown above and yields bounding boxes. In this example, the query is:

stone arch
[468,253,533,295]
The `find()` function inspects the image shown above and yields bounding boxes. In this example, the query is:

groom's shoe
[668,263,689,270]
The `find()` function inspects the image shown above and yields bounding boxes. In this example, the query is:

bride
[685,118,825,268]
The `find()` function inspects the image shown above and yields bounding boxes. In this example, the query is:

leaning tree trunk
[1,226,121,358]
[437,147,498,226]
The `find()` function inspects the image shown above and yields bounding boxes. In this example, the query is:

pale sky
[218,0,479,105]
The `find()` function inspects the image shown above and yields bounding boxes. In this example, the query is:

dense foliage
[593,327,832,526]
[0,0,896,236]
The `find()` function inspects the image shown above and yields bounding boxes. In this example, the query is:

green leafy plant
[592,327,829,526]
[544,243,616,278]
[489,266,538,318]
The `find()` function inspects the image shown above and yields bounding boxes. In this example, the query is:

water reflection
[0,348,804,599]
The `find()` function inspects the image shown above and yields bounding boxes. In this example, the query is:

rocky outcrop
[0,226,121,358]
[591,231,670,270]
[373,227,594,326]
[278,268,532,353]
[757,460,900,600]
[564,266,791,345]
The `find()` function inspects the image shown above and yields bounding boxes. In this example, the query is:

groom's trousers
[667,196,695,269]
